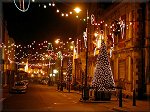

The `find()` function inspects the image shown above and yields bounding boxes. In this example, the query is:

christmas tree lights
[66,58,72,92]
[66,59,72,81]
[92,40,115,92]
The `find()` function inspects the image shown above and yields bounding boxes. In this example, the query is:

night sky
[3,2,86,45]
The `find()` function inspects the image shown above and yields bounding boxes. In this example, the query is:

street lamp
[74,7,89,100]
[84,10,89,101]
[55,39,64,91]
[74,7,81,14]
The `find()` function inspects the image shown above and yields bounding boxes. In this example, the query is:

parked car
[10,81,27,93]
[21,80,29,87]
[39,79,49,85]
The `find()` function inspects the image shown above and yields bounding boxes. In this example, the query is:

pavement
[0,85,9,102]
[59,87,150,112]
[1,85,150,112]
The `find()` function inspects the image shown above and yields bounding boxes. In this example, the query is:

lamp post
[53,69,58,84]
[45,54,51,86]
[74,7,89,100]
[55,39,64,91]
[83,9,89,101]
[60,51,63,91]
[68,57,71,93]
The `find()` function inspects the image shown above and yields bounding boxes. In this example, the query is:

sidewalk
[112,97,150,112]
[0,85,9,102]
[61,88,150,112]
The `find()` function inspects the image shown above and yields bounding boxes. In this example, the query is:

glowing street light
[53,69,58,74]
[55,38,64,91]
[94,32,99,37]
[74,7,82,13]
[55,39,60,44]
[74,6,89,100]
[70,45,74,50]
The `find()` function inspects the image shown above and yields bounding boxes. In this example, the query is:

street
[1,83,114,112]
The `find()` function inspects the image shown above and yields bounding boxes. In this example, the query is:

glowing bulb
[94,32,98,37]
[44,5,46,8]
[49,3,51,6]
[57,9,59,13]
[66,14,68,17]
[130,22,132,25]
[52,3,55,6]
[62,13,64,16]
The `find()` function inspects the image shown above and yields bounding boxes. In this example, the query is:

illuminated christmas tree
[66,59,72,92]
[92,40,115,92]
[67,59,72,77]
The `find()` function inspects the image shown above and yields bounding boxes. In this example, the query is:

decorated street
[0,0,150,112]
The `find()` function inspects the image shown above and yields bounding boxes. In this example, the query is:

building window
[118,59,126,79]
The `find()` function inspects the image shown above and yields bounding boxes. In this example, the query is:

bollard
[68,84,70,93]
[60,83,63,91]
[119,89,122,107]
[57,84,59,90]
[57,82,60,90]
[57,84,60,90]
[82,87,89,101]
[80,86,84,100]
[133,89,136,106]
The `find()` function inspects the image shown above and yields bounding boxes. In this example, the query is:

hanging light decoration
[13,0,30,12]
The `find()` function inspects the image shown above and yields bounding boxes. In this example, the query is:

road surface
[1,83,114,112]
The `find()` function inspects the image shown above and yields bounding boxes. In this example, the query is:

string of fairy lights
[5,0,136,68]
[13,0,88,22]
[0,40,74,68]
[35,0,134,52]
[13,0,134,35]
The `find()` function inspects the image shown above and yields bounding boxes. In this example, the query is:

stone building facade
[95,1,150,98]
[99,1,150,99]
[0,21,16,87]
[72,1,150,99]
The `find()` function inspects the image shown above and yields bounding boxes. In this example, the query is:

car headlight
[12,87,16,89]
